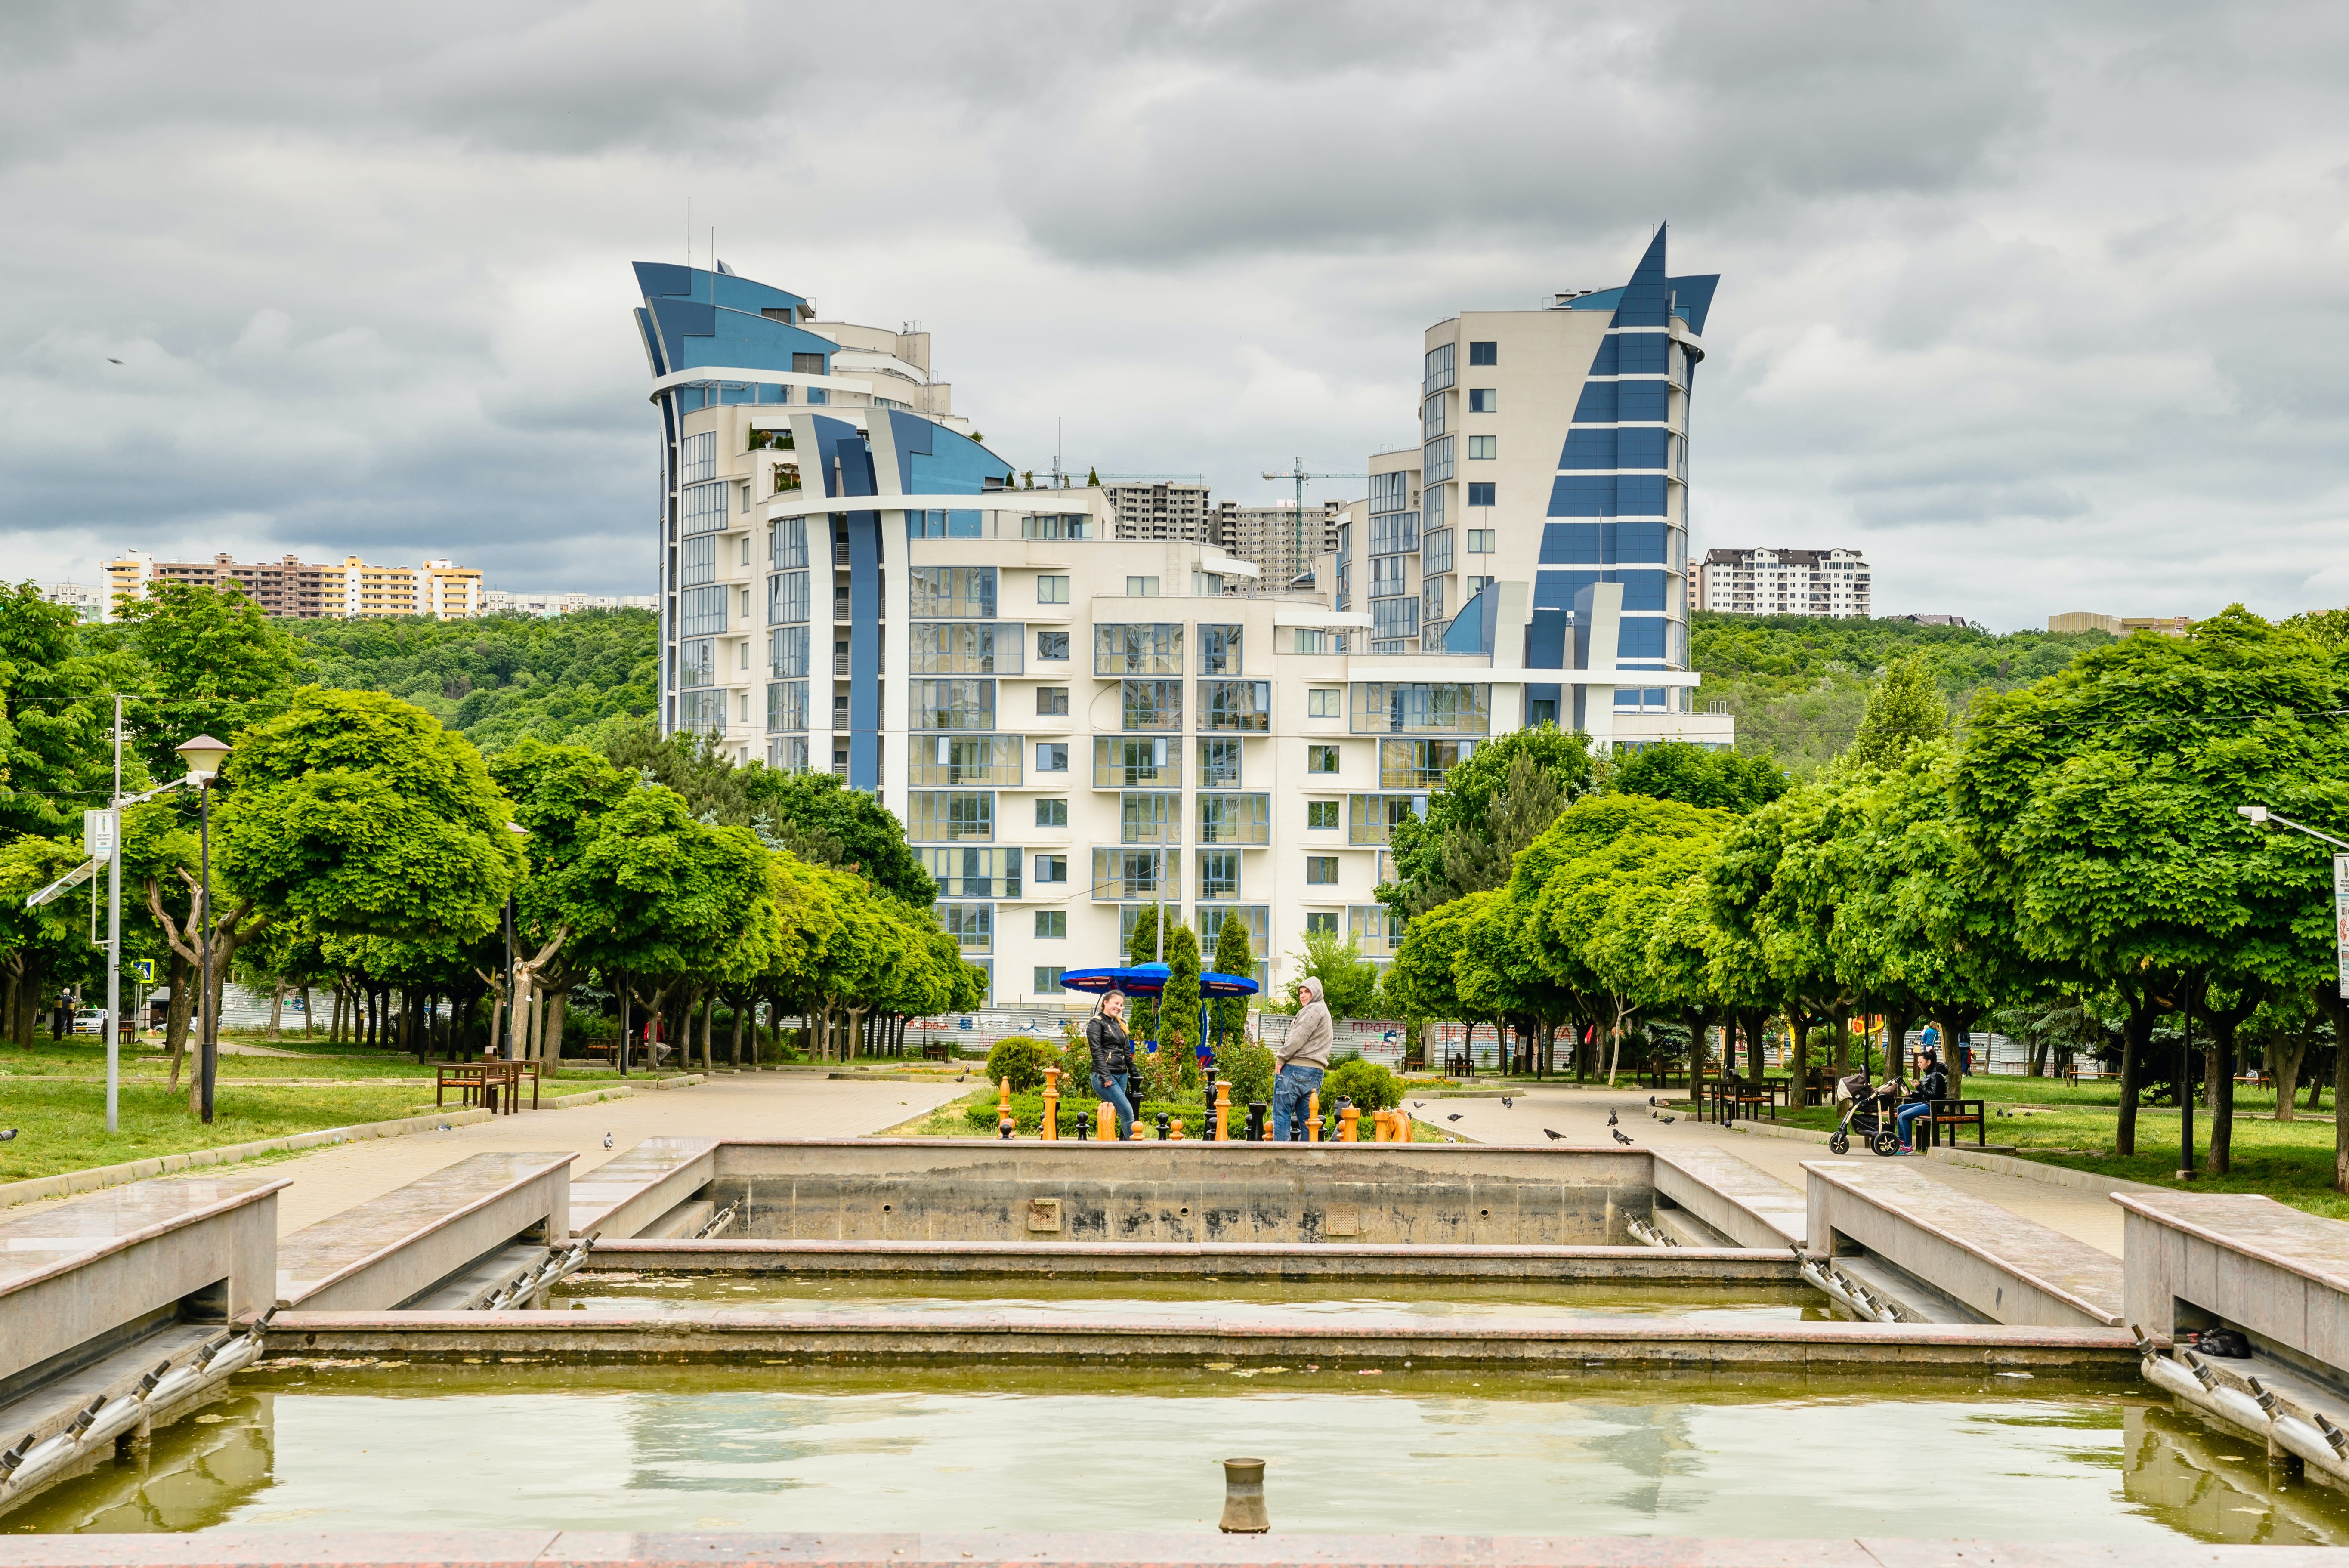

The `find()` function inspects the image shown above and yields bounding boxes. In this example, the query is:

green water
[11,1364,2346,1543]
[548,1272,1838,1323]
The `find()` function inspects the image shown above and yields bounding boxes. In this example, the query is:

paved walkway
[253,1071,967,1234]
[1419,1081,2126,1256]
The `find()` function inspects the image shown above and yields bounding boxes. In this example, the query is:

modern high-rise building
[1692,548,1871,617]
[99,550,482,622]
[1100,479,1215,543]
[1377,225,1731,750]
[632,253,1737,1004]
[1216,499,1343,591]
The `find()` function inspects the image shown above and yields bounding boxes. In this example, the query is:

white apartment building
[1692,548,1870,618]
[44,582,104,623]
[1100,479,1214,543]
[483,591,660,616]
[1217,499,1343,591]
[100,549,485,622]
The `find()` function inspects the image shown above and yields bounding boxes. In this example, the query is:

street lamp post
[176,735,232,1125]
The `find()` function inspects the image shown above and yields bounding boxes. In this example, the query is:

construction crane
[1261,459,1368,585]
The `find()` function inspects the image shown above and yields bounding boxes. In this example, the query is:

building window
[1422,530,1453,575]
[1095,623,1183,675]
[1305,911,1339,935]
[677,689,726,735]
[770,624,809,677]
[1305,857,1339,886]
[1201,679,1270,732]
[1368,512,1420,556]
[1307,743,1340,774]
[1200,623,1242,675]
[1036,741,1069,772]
[1035,911,1067,940]
[906,791,993,842]
[1307,688,1343,719]
[1197,850,1240,901]
[1120,792,1181,845]
[769,571,809,625]
[1469,529,1496,555]
[1467,435,1496,460]
[680,430,717,483]
[1121,680,1182,731]
[908,566,998,618]
[680,585,727,636]
[1369,472,1409,511]
[909,679,995,731]
[1351,682,1491,735]
[1035,854,1068,884]
[937,902,993,954]
[1423,435,1454,485]
[679,637,715,689]
[1422,393,1445,440]
[1198,738,1242,786]
[1423,578,1446,620]
[1349,792,1426,847]
[1422,342,1455,395]
[1094,735,1174,787]
[1035,965,1065,992]
[908,736,1023,787]
[1037,629,1069,661]
[680,535,717,586]
[1197,793,1270,845]
[1468,340,1497,366]
[770,516,808,569]
[1370,555,1407,593]
[1093,848,1168,901]
[1469,388,1497,413]
[1350,904,1406,957]
[1467,482,1496,507]
[1021,513,1091,540]
[1380,738,1474,789]
[1036,685,1069,716]
[1369,598,1420,641]
[682,481,728,537]
[1307,800,1339,830]
[1037,574,1070,604]
[910,622,1023,674]
[1035,797,1068,827]
[906,509,984,540]
[920,846,1022,898]
[766,680,807,733]
[1126,576,1159,597]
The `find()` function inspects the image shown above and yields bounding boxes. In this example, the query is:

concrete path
[1416,1081,2126,1257]
[249,1071,969,1234]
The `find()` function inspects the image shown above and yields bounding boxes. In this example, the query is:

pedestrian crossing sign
[131,959,154,984]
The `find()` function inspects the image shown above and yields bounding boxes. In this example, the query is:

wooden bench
[1922,1096,1987,1148]
[436,1059,541,1114]
[1442,1051,1474,1077]
[921,1041,953,1062]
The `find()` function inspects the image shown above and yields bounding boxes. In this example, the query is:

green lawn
[0,1040,642,1083]
[0,1078,451,1185]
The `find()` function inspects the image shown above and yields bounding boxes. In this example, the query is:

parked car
[71,1009,108,1035]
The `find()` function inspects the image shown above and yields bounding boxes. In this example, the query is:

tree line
[0,580,980,1101]
[1382,607,2349,1187]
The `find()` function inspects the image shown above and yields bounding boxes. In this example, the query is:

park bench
[921,1040,953,1062]
[436,1059,541,1114]
[1922,1096,1987,1148]
[1442,1049,1474,1077]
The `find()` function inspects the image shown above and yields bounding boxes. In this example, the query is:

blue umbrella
[1060,965,1259,1062]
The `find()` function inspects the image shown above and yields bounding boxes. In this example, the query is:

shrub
[1323,1059,1402,1112]
[984,1036,1056,1093]
[1060,1032,1097,1095]
[1215,1040,1276,1109]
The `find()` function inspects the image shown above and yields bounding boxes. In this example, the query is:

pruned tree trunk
[544,989,568,1071]
[268,981,284,1041]
[729,993,746,1067]
[2273,1033,2309,1123]
[164,954,193,1090]
[2116,993,2156,1157]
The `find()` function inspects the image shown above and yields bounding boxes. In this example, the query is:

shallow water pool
[10,1364,2341,1544]
[547,1272,1837,1323]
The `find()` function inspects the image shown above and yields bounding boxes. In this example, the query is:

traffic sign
[83,808,117,861]
[131,959,155,984]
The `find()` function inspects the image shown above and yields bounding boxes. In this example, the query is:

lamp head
[175,734,232,783]
[2238,805,2271,827]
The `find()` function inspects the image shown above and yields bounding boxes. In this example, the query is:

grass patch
[0,1040,649,1083]
[0,1078,447,1185]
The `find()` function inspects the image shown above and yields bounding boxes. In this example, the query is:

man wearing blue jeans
[1273,977,1333,1140]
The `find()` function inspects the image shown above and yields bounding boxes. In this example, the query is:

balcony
[834,652,851,676]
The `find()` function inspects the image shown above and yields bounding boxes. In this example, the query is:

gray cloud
[2,0,2347,628]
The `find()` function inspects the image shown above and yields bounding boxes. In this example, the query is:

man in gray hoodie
[1273,976,1334,1141]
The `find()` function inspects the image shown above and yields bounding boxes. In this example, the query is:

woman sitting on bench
[1895,1049,1947,1153]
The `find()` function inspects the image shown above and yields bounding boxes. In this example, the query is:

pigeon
[1412,1102,1426,1110]
[1606,1110,1619,1127]
[1542,1128,1564,1142]
[0,1129,15,1142]
[1446,1113,1464,1122]
[1501,1096,1514,1109]
[1611,1128,1634,1145]
[106,358,122,365]
[1659,1115,1675,1125]
[603,1133,614,1149]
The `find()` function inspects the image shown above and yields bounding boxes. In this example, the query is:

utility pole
[105,697,122,1134]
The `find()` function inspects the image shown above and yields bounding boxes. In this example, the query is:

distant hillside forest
[1689,612,2112,770]
[291,608,657,752]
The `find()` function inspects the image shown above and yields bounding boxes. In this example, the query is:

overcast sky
[4,0,2346,630]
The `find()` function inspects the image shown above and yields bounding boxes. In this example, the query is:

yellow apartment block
[100,549,485,622]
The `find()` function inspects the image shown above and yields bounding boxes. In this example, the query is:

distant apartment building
[2048,611,2193,637]
[1100,479,1215,543]
[101,550,483,623]
[484,590,659,616]
[43,582,103,623]
[1217,500,1343,593]
[1692,548,1870,618]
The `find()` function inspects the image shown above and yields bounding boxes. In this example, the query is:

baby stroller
[1827,1072,1905,1156]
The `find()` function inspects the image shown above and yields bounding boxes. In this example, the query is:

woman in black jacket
[1896,1050,1948,1152]
[1086,991,1137,1139]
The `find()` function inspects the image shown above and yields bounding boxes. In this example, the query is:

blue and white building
[632,238,1730,1006]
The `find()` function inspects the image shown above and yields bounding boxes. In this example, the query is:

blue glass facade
[1526,226,1717,676]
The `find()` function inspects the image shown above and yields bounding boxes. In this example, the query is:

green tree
[1122,904,1162,1038]
[1607,741,1788,813]
[742,769,936,905]
[118,580,308,784]
[1209,912,1255,1048]
[487,738,635,1068]
[1384,726,1595,914]
[1291,926,1382,1019]
[0,582,123,841]
[0,834,91,1046]
[1150,921,1203,1101]
[1849,654,1949,770]
[1384,889,1502,1064]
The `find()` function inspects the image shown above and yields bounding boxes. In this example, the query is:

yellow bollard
[1041,1067,1060,1142]
[998,1076,1015,1139]
[1171,1118,1186,1140]
[1215,1080,1232,1143]
[1097,1100,1115,1142]
[1340,1105,1360,1142]
[1308,1091,1320,1143]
